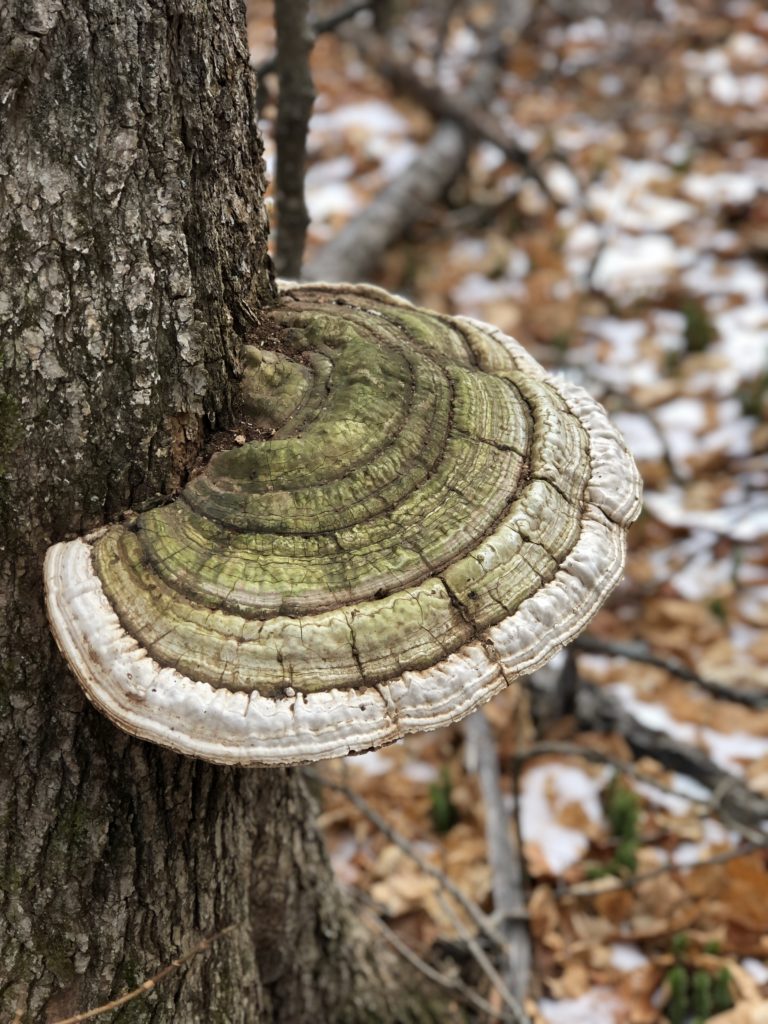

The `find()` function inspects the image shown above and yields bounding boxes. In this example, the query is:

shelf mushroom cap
[44,283,642,765]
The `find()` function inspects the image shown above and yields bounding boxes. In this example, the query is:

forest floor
[250,2,768,1020]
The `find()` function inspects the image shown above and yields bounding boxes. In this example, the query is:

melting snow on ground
[540,987,626,1024]
[607,682,768,774]
[520,763,610,875]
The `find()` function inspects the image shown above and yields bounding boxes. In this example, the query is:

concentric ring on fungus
[44,283,642,765]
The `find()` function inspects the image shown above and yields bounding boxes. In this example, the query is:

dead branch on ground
[305,0,534,282]
[576,682,768,831]
[465,709,532,1007]
[562,840,768,899]
[517,740,767,846]
[348,32,558,204]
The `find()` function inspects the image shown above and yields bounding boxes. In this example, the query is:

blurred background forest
[249,2,768,1021]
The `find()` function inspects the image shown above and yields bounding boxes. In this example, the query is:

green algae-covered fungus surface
[44,283,642,764]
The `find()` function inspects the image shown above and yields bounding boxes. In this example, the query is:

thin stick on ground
[465,708,532,1006]
[49,925,239,1024]
[360,902,519,1022]
[561,840,768,898]
[574,634,768,709]
[435,890,532,1024]
[274,0,315,278]
[308,769,522,952]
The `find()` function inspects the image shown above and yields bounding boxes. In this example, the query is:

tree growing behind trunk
[0,2,440,1019]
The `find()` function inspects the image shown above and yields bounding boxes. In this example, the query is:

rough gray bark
[0,2,442,1021]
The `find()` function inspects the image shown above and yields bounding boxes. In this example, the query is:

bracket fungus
[44,283,641,765]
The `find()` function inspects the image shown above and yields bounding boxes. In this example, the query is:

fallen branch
[50,925,239,1024]
[575,682,768,830]
[305,0,533,282]
[465,709,532,1007]
[350,32,558,204]
[574,634,768,709]
[516,740,767,846]
[303,114,468,282]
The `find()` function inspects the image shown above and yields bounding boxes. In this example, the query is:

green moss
[691,968,713,1020]
[584,775,641,878]
[671,932,689,957]
[709,597,727,623]
[665,963,690,1024]
[712,967,734,1013]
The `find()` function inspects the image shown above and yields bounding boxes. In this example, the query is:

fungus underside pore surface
[44,283,641,763]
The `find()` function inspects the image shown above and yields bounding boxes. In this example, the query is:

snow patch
[520,763,609,875]
[540,988,625,1024]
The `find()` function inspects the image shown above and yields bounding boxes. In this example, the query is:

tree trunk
[0,2,440,1020]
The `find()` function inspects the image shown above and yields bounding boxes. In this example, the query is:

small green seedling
[682,298,717,353]
[585,774,641,878]
[430,767,459,834]
[662,933,734,1023]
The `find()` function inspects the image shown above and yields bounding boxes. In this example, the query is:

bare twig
[351,32,558,204]
[574,634,768,709]
[308,768,519,950]
[49,925,239,1024]
[252,1,373,76]
[274,0,315,277]
[562,841,768,898]
[465,709,532,1006]
[360,901,517,1021]
[435,890,532,1024]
